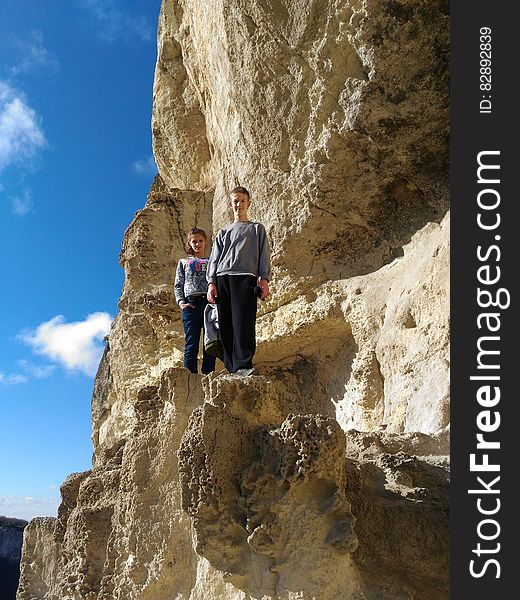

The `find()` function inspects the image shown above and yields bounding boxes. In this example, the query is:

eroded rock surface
[17,0,449,598]
[17,371,448,600]
[153,0,449,285]
[178,376,361,598]
[345,430,449,599]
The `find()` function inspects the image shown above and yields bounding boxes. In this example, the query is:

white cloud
[10,30,60,76]
[0,81,46,173]
[17,359,56,379]
[79,0,153,43]
[0,360,55,386]
[0,495,59,521]
[10,187,33,216]
[19,312,112,376]
[133,155,157,176]
[0,372,28,385]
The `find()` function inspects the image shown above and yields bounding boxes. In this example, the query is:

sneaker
[235,368,255,377]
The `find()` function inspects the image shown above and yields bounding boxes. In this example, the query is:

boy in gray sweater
[207,187,271,375]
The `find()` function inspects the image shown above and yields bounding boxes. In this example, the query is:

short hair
[185,227,207,255]
[230,186,250,198]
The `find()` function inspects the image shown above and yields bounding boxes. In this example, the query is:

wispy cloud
[79,0,153,43]
[133,155,157,176]
[17,359,56,379]
[0,372,28,385]
[19,312,113,376]
[10,30,60,76]
[0,495,59,521]
[0,81,46,174]
[9,187,33,216]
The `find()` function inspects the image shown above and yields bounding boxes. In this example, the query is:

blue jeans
[181,296,216,374]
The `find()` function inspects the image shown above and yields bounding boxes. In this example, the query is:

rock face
[17,1,450,599]
[1,517,27,600]
[178,377,361,599]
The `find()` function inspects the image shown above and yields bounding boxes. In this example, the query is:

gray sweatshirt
[174,257,210,306]
[207,221,271,283]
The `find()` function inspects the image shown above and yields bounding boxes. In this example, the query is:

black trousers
[216,275,257,373]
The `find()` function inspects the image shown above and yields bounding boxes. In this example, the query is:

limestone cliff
[17,1,450,598]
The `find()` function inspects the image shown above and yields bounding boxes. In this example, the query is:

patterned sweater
[174,257,210,306]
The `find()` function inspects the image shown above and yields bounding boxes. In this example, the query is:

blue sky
[0,0,162,520]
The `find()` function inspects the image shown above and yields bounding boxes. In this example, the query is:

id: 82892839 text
[480,27,492,114]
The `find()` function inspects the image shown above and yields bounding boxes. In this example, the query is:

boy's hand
[207,283,218,304]
[258,278,270,300]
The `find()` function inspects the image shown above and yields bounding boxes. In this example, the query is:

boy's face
[230,192,251,219]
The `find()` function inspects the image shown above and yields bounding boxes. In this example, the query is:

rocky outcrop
[1,517,27,600]
[345,430,449,599]
[17,1,449,598]
[178,376,361,599]
[17,371,447,600]
[153,0,449,280]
